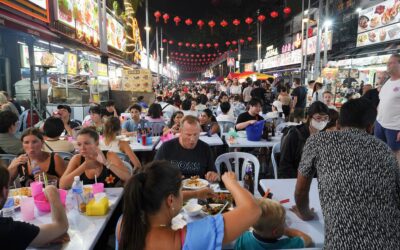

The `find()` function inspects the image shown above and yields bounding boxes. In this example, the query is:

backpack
[19,109,40,131]
[280,125,306,163]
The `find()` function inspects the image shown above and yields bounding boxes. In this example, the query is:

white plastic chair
[215,152,260,196]
[122,161,133,175]
[271,142,281,179]
[149,122,165,136]
[0,154,17,166]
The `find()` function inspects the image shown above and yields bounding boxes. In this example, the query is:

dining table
[155,134,224,150]
[259,178,324,248]
[18,187,124,250]
[129,136,160,152]
[226,134,282,148]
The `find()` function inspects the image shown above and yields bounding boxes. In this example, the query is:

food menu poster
[66,52,77,75]
[357,0,400,47]
[55,0,99,46]
[106,13,125,51]
[1,0,49,22]
[122,69,152,93]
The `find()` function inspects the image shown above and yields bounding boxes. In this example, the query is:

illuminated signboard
[106,12,125,51]
[0,0,49,22]
[55,0,99,47]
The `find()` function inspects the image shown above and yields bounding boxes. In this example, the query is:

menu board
[357,0,400,47]
[122,69,152,92]
[55,0,99,47]
[66,52,77,75]
[106,13,125,51]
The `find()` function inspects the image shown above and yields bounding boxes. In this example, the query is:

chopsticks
[218,201,230,214]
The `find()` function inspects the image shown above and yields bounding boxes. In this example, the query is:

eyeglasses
[312,115,329,122]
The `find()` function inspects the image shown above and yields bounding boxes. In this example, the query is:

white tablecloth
[22,188,123,250]
[130,136,160,152]
[259,179,324,248]
[155,134,224,150]
[226,135,281,148]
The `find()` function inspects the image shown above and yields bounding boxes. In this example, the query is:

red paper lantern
[196,54,200,58]
[197,19,205,29]
[185,53,189,56]
[163,13,170,23]
[206,43,212,48]
[270,11,279,18]
[185,18,193,26]
[232,40,237,45]
[232,19,240,26]
[245,17,253,26]
[169,40,174,45]
[258,14,266,23]
[239,39,245,44]
[154,11,161,22]
[247,37,253,42]
[226,41,231,46]
[173,16,181,26]
[283,7,292,15]
[162,39,167,43]
[199,43,204,49]
[207,54,211,57]
[185,42,190,47]
[214,43,219,48]
[190,54,194,57]
[213,53,216,57]
[178,42,183,47]
[202,54,206,58]
[180,53,183,56]
[191,43,197,48]
[208,20,216,28]
[220,20,228,28]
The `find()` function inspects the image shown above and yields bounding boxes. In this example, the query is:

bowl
[33,189,67,212]
[184,203,203,217]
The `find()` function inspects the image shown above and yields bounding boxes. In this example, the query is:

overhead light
[323,20,333,27]
[160,47,164,51]
[17,41,26,46]
[37,40,64,49]
[356,7,362,13]
[257,44,261,48]
[144,26,151,31]
[303,18,309,23]
[304,10,309,15]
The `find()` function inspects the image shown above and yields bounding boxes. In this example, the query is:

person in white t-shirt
[230,78,242,96]
[216,102,235,123]
[311,82,325,103]
[375,54,400,164]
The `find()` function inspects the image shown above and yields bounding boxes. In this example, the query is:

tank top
[99,139,121,153]
[17,152,58,187]
[79,151,121,187]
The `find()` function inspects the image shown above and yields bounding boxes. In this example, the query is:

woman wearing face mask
[279,101,329,178]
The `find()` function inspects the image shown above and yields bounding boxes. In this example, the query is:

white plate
[199,132,207,136]
[182,178,208,190]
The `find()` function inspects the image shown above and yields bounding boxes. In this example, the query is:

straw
[263,188,270,198]
[38,173,41,183]
[43,173,48,187]
[95,174,97,184]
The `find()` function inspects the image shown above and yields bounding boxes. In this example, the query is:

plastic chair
[0,154,17,166]
[149,122,165,136]
[271,142,281,179]
[116,152,130,162]
[53,152,74,162]
[275,122,300,133]
[215,152,260,196]
[122,161,133,175]
[218,121,235,134]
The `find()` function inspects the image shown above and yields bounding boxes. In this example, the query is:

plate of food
[182,176,208,190]
[207,192,235,205]
[9,187,32,197]
[202,203,232,215]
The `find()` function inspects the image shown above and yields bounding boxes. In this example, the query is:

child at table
[234,198,312,250]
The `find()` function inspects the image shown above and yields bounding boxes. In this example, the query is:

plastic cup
[21,197,35,221]
[30,181,43,197]
[92,183,104,194]
[141,134,147,146]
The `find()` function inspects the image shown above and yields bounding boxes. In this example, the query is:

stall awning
[0,9,58,41]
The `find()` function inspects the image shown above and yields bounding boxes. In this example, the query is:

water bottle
[243,163,254,195]
[71,176,86,213]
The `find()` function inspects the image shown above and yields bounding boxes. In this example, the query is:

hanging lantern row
[161,37,253,48]
[170,52,218,57]
[153,10,292,27]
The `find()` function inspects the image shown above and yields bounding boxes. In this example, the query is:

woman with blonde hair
[100,117,141,169]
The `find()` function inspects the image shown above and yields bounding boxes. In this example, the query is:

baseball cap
[272,100,283,113]
[57,104,71,113]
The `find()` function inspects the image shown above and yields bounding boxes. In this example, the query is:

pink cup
[21,197,35,221]
[30,182,43,197]
[92,183,104,194]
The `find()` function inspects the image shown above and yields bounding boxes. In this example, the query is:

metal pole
[300,0,305,84]
[145,0,150,69]
[304,0,310,82]
[323,0,330,67]
[314,0,323,79]
[28,38,35,127]
[160,27,164,78]
[257,20,261,73]
[156,26,159,84]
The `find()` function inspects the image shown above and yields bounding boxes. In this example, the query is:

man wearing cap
[265,100,285,119]
[56,105,80,136]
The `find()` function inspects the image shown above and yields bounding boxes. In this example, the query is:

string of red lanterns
[161,38,253,48]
